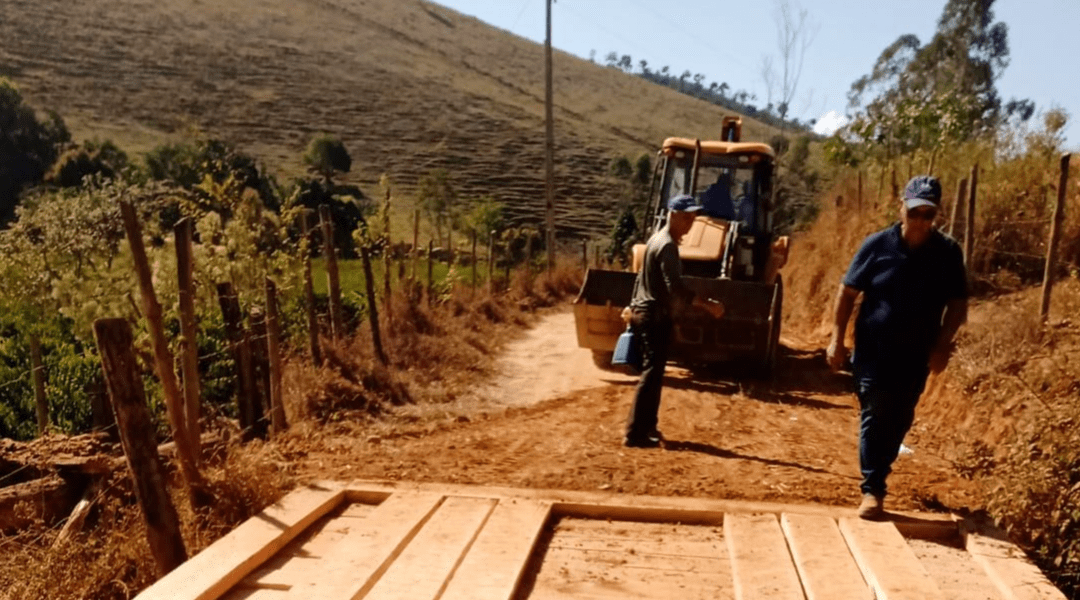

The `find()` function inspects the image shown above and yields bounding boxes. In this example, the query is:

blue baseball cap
[668,194,703,212]
[903,175,942,209]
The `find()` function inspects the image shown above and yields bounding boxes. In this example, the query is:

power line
[620,0,749,69]
[509,0,533,31]
[556,2,657,65]
[555,0,754,94]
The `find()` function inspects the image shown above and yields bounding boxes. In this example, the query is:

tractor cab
[574,116,790,375]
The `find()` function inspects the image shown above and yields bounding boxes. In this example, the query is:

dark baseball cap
[903,175,942,209]
[668,194,703,212]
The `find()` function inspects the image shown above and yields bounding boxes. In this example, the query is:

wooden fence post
[93,318,187,577]
[29,335,47,436]
[504,239,511,284]
[582,240,588,273]
[876,164,884,208]
[300,212,321,366]
[447,231,455,266]
[173,217,201,462]
[119,201,204,503]
[948,178,968,239]
[360,245,387,364]
[412,209,420,281]
[965,164,979,267]
[248,307,270,440]
[427,239,435,306]
[890,165,898,204]
[265,278,286,433]
[471,231,478,293]
[319,205,344,340]
[487,232,495,294]
[383,188,393,324]
[89,376,116,439]
[857,170,863,212]
[216,282,257,441]
[1041,153,1071,320]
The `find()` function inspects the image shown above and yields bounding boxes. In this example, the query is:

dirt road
[298,310,981,514]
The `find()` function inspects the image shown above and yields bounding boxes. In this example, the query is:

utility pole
[544,0,555,271]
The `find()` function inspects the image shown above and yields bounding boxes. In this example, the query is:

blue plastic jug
[611,325,642,370]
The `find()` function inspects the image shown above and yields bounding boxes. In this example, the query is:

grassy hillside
[0,0,775,238]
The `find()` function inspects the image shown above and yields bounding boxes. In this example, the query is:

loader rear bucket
[673,277,780,367]
[573,269,782,372]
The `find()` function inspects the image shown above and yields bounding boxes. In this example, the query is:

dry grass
[285,257,583,423]
[782,178,891,341]
[0,259,583,600]
[0,441,293,600]
[937,277,1080,595]
[785,167,1080,595]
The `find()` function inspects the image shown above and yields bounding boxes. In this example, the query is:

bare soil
[293,310,982,515]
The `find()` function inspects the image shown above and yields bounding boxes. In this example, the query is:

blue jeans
[626,311,671,438]
[856,374,927,497]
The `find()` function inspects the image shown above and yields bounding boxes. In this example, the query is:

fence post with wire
[1041,153,1071,321]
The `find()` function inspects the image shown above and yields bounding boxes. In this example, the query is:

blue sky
[432,0,1078,148]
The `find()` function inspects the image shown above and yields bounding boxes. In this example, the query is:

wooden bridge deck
[136,480,1065,600]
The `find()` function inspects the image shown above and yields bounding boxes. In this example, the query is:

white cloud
[813,110,850,136]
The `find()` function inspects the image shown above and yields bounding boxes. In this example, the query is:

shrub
[0,78,71,225]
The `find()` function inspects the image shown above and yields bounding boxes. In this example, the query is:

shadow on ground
[678,344,855,409]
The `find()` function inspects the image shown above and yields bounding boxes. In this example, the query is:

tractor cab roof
[661,137,775,161]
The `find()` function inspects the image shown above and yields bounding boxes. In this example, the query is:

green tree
[463,196,505,245]
[46,139,129,187]
[144,137,281,222]
[417,168,457,244]
[846,0,1025,155]
[0,78,70,226]
[302,133,351,185]
[605,153,653,261]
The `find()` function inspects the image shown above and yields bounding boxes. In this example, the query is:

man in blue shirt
[826,175,968,519]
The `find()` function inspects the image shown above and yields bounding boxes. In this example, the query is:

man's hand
[826,338,848,372]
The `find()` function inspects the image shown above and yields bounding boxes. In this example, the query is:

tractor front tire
[760,275,784,378]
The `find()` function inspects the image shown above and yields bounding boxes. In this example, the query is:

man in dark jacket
[826,175,968,519]
[624,194,724,448]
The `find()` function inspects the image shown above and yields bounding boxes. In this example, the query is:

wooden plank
[135,485,346,600]
[343,480,958,536]
[724,513,805,600]
[344,480,949,526]
[363,496,496,600]
[528,518,732,600]
[780,513,871,600]
[283,492,444,600]
[440,498,551,600]
[960,517,1067,600]
[237,505,376,592]
[839,517,946,600]
[227,589,288,600]
[907,538,1004,600]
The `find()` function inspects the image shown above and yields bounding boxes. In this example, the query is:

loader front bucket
[572,268,637,351]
